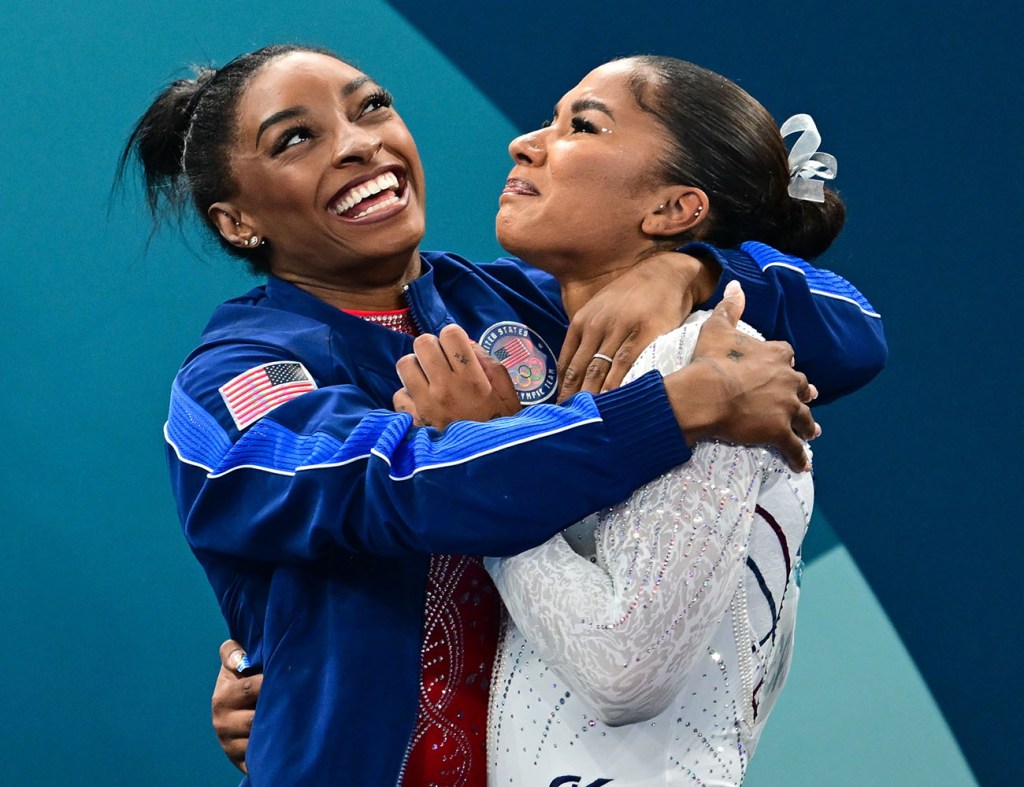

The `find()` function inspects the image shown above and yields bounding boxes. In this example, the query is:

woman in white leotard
[400,55,868,786]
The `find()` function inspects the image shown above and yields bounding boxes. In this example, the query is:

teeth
[352,195,400,219]
[333,172,400,214]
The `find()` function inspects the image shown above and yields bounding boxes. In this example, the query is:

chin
[380,215,426,253]
[496,234,530,263]
[496,221,530,261]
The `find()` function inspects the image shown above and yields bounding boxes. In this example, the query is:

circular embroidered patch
[478,321,558,404]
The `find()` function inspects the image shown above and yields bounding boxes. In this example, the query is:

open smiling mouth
[329,170,407,222]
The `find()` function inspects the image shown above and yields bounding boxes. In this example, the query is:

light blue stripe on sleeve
[165,383,233,471]
[741,241,881,317]
[165,382,378,477]
[167,381,604,481]
[384,394,604,480]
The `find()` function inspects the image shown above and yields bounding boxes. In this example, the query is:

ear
[209,202,260,250]
[641,187,710,238]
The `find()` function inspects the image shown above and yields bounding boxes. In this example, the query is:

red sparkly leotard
[348,306,500,787]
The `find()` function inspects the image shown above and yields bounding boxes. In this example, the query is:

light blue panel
[745,546,977,787]
[0,1,509,784]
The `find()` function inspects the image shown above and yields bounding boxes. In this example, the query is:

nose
[331,125,383,168]
[508,130,545,165]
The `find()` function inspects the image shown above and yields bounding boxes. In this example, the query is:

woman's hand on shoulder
[394,324,522,430]
[665,282,819,471]
[557,251,719,400]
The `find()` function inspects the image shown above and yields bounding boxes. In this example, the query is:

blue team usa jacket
[165,243,885,785]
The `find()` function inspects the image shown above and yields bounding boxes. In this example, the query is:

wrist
[663,360,729,444]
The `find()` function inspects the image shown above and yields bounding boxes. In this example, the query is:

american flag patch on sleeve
[218,361,318,431]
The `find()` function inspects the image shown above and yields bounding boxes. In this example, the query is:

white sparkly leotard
[486,312,813,786]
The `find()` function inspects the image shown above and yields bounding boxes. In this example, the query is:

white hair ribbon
[780,113,837,203]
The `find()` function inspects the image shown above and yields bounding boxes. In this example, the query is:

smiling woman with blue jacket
[121,44,884,786]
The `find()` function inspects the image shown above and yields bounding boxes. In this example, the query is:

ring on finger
[592,353,614,364]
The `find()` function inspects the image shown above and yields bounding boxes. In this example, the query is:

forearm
[489,440,763,725]
[171,372,692,562]
[489,322,771,724]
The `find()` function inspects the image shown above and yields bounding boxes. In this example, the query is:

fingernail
[814,423,822,438]
[809,384,819,400]
[724,280,742,297]
[228,649,250,672]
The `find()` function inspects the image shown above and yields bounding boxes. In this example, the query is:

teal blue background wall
[1,1,1018,784]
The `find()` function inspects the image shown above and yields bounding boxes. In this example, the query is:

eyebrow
[254,77,381,148]
[554,98,615,119]
[256,107,308,147]
[343,75,375,96]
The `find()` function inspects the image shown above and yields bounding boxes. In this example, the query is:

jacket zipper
[402,283,429,336]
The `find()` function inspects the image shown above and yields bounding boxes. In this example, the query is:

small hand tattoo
[727,349,744,361]
[453,352,470,365]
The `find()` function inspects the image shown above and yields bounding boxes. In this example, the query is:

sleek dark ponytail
[624,56,845,260]
[116,44,338,272]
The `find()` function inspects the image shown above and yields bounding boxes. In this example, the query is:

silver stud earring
[693,205,704,218]
[657,203,667,212]
[248,236,260,247]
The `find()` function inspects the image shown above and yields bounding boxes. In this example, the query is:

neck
[273,252,422,311]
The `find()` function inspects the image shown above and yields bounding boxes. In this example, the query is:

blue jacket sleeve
[167,352,689,564]
[685,240,888,404]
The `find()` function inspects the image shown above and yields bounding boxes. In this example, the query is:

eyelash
[273,125,315,155]
[271,90,395,155]
[362,89,395,115]
[570,116,599,134]
[538,116,600,134]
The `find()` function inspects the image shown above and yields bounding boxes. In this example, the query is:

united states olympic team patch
[479,321,558,404]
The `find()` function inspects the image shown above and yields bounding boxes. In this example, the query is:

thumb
[712,280,746,328]
[471,342,498,371]
[219,639,251,673]
[473,344,521,409]
[473,344,507,386]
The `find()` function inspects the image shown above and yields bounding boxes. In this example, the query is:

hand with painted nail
[212,639,261,774]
